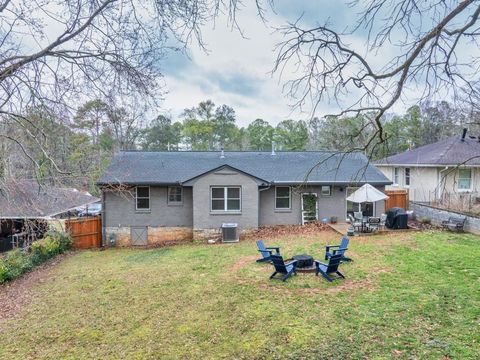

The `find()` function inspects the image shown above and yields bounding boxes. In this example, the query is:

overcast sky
[160,1,358,127]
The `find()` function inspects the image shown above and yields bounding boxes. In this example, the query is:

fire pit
[292,254,316,273]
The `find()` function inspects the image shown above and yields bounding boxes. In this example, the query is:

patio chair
[348,214,362,232]
[366,217,381,232]
[256,240,281,263]
[354,211,363,221]
[325,236,351,262]
[379,214,387,230]
[269,255,297,281]
[315,253,345,282]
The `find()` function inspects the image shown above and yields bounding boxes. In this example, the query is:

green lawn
[0,230,479,359]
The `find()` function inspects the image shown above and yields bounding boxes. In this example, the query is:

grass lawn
[0,230,479,359]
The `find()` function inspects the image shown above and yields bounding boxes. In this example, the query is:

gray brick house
[98,150,391,246]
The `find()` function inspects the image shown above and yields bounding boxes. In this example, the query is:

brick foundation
[105,226,193,246]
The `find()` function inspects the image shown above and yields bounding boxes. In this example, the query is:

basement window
[136,186,150,210]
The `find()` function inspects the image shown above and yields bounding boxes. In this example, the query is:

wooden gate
[385,189,409,210]
[66,217,102,249]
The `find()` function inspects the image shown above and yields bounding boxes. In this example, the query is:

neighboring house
[376,129,480,202]
[98,150,391,246]
[0,180,100,252]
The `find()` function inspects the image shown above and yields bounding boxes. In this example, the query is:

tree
[247,119,274,150]
[73,100,108,145]
[274,1,480,155]
[275,120,309,150]
[0,0,244,181]
[142,115,183,151]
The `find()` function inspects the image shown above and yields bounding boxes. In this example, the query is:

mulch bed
[408,219,441,231]
[242,221,331,240]
[0,251,75,327]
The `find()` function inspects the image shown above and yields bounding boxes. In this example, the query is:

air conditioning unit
[221,223,239,243]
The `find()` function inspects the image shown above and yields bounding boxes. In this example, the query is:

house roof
[376,135,480,167]
[98,151,391,186]
[0,180,100,219]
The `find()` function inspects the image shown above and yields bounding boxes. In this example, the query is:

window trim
[393,167,399,186]
[135,186,150,211]
[458,168,472,191]
[404,167,411,187]
[321,185,332,197]
[167,186,183,205]
[210,186,242,212]
[275,186,292,210]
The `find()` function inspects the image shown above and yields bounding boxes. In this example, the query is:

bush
[1,249,33,282]
[0,231,72,284]
[421,217,432,224]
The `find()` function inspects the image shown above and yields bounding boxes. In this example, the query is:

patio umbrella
[346,183,389,203]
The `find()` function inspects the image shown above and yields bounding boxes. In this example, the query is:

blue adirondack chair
[315,254,345,282]
[269,255,297,281]
[256,240,281,263]
[325,236,352,262]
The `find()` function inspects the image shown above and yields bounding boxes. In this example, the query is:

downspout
[101,188,106,247]
[258,182,272,228]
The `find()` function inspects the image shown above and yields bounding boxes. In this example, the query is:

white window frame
[404,168,411,187]
[135,186,150,211]
[458,168,472,191]
[393,167,399,186]
[321,185,331,196]
[275,186,291,210]
[167,186,183,204]
[210,186,241,212]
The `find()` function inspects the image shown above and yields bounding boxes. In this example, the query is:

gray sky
[160,1,357,126]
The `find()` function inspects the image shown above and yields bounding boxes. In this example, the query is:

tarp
[346,183,389,203]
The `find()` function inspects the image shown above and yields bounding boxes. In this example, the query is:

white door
[301,193,318,225]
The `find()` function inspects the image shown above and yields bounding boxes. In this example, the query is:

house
[0,180,100,251]
[97,150,391,245]
[376,129,480,202]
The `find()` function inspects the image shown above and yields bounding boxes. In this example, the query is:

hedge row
[0,231,72,284]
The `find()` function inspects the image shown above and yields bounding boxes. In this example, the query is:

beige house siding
[377,165,480,202]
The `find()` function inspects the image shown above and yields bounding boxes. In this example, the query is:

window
[275,186,291,209]
[458,169,472,190]
[321,185,331,196]
[211,187,241,212]
[393,167,399,185]
[405,168,411,186]
[168,186,183,204]
[136,186,150,210]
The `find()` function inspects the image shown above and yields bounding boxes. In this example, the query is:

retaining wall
[410,202,480,235]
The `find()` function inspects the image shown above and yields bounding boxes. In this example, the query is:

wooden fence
[65,216,102,249]
[385,189,409,210]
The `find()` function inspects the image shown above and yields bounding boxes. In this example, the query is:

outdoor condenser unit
[221,223,239,243]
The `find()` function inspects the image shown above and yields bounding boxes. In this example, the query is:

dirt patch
[231,255,259,271]
[242,222,331,240]
[0,251,75,326]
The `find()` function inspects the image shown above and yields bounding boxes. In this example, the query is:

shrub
[1,249,33,282]
[0,231,72,284]
[421,217,432,224]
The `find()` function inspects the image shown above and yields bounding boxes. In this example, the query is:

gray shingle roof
[0,180,100,218]
[376,136,480,166]
[98,151,391,185]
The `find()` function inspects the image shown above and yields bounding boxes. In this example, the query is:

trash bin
[221,223,239,243]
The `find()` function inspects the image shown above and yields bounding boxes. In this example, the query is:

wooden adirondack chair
[269,255,297,281]
[256,240,281,263]
[315,254,345,282]
[325,237,352,262]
